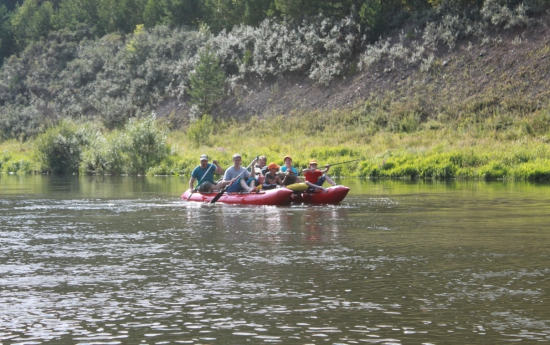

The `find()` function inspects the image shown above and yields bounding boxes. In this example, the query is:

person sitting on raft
[189,154,226,192]
[262,163,283,190]
[252,155,267,185]
[280,155,302,186]
[255,155,268,176]
[303,159,337,193]
[223,153,258,193]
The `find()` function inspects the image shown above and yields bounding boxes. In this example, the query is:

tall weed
[187,114,214,148]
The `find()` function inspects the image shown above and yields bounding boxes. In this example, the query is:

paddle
[299,159,361,172]
[326,159,361,167]
[187,163,215,200]
[210,157,257,204]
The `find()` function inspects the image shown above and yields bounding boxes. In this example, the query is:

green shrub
[479,162,508,180]
[80,114,168,175]
[2,157,33,174]
[511,160,550,180]
[123,114,168,174]
[34,120,96,174]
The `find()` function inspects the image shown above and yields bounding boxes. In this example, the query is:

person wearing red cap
[262,162,283,189]
[303,159,337,193]
[280,155,302,186]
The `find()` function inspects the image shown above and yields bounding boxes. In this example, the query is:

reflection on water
[1,175,549,344]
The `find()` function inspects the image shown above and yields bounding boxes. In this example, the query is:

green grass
[0,139,35,174]
[2,116,550,180]
[158,104,550,181]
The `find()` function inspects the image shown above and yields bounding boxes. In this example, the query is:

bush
[210,14,362,85]
[80,114,168,175]
[2,157,33,174]
[123,114,168,174]
[34,120,95,174]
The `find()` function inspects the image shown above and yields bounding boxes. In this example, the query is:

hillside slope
[193,20,550,126]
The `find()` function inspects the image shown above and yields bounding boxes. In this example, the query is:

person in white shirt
[223,154,258,193]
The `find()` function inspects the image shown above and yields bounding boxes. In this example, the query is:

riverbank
[3,11,550,180]
[2,111,550,180]
[166,115,550,180]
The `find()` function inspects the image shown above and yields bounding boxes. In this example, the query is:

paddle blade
[210,188,226,204]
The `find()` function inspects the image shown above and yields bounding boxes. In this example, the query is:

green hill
[1,0,550,179]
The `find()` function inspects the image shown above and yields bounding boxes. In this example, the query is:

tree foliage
[1,0,549,65]
[188,45,225,114]
[0,5,14,65]
[187,114,214,147]
[10,0,54,51]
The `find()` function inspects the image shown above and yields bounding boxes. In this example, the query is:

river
[1,175,549,344]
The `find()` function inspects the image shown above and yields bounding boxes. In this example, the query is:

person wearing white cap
[189,154,226,192]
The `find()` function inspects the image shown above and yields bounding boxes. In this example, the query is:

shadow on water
[1,175,549,344]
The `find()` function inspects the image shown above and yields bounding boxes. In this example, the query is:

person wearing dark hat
[303,159,337,193]
[189,154,226,192]
[280,155,302,186]
[262,162,283,190]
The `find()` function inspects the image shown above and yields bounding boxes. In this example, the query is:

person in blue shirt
[280,155,302,186]
[189,154,226,192]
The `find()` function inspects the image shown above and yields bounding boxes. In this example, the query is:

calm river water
[1,175,549,345]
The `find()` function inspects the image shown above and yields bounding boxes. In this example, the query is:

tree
[54,0,99,31]
[143,0,162,27]
[0,0,19,11]
[188,45,225,114]
[273,0,322,18]
[202,0,271,32]
[242,0,272,26]
[117,0,148,33]
[359,0,385,41]
[161,0,201,27]
[359,0,425,41]
[10,0,54,51]
[0,4,14,65]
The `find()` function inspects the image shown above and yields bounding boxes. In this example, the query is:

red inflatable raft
[291,185,350,204]
[181,188,293,205]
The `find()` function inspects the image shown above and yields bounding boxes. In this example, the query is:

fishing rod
[327,159,361,167]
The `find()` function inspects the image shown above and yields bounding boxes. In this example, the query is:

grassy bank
[166,115,550,181]
[3,107,550,181]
